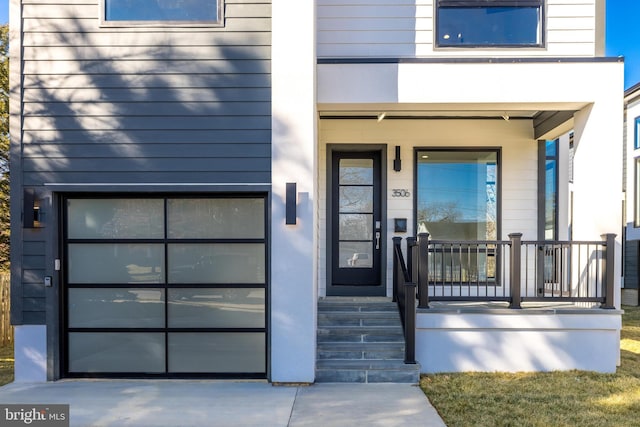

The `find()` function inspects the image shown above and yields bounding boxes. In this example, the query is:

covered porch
[314,58,624,375]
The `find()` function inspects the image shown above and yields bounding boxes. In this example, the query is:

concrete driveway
[0,381,447,426]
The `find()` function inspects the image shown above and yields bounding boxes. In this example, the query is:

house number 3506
[392,189,411,197]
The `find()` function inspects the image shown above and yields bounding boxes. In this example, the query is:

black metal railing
[410,232,616,309]
[392,237,416,364]
[520,237,614,307]
[391,233,616,365]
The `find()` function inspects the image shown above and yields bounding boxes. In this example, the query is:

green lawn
[0,342,13,386]
[421,306,640,427]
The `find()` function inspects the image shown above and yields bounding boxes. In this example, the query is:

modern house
[10,0,623,383]
[624,81,640,306]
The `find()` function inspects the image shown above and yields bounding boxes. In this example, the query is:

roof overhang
[317,58,622,141]
[318,102,583,140]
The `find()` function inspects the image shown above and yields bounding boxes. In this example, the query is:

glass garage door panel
[68,333,165,373]
[168,333,265,373]
[168,288,265,328]
[67,199,164,239]
[167,198,265,239]
[68,288,165,328]
[167,244,265,284]
[68,243,164,284]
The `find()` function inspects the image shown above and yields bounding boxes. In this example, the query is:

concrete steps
[316,297,420,384]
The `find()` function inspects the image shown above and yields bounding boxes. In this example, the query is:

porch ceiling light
[501,113,510,121]
[377,112,386,122]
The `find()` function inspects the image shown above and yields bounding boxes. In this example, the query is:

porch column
[270,0,317,382]
[572,89,623,308]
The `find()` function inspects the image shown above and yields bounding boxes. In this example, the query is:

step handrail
[392,237,416,364]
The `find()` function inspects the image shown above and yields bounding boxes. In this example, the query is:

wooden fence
[0,273,12,346]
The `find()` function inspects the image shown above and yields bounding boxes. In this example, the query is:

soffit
[317,103,584,140]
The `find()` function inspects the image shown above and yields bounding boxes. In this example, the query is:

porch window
[543,139,558,240]
[540,139,559,285]
[436,0,543,47]
[416,149,499,282]
[104,0,221,23]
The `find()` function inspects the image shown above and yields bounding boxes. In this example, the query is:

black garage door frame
[60,193,269,379]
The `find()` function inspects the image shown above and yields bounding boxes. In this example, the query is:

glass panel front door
[329,151,383,295]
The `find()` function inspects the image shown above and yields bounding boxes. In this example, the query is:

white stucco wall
[14,325,47,382]
[270,0,317,383]
[416,310,622,373]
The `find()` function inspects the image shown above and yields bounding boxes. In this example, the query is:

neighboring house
[623,82,640,306]
[10,0,623,382]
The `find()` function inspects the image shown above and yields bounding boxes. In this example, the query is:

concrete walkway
[0,381,447,427]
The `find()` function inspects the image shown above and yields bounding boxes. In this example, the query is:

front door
[328,151,384,296]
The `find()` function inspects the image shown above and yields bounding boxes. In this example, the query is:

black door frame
[326,145,387,296]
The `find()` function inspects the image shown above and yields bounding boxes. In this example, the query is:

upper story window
[436,0,543,48]
[635,117,640,150]
[104,0,221,24]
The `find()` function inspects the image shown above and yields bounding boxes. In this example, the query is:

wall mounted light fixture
[393,146,402,172]
[286,182,297,225]
[23,189,40,228]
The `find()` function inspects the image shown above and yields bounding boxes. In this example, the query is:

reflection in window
[436,0,542,47]
[416,150,499,283]
[168,198,264,239]
[168,243,265,284]
[417,150,498,241]
[67,199,164,239]
[339,159,373,185]
[545,140,558,240]
[105,0,219,22]
[338,158,374,269]
[68,243,165,284]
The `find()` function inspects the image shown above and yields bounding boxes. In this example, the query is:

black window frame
[435,0,545,48]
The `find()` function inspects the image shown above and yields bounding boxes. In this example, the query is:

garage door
[62,196,267,378]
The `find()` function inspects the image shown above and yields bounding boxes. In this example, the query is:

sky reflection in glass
[417,151,498,240]
[438,7,540,46]
[106,0,217,21]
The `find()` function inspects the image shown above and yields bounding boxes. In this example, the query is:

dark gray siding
[625,240,639,290]
[20,236,46,324]
[22,0,271,186]
[13,0,272,325]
